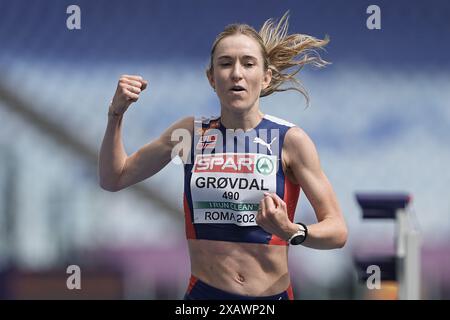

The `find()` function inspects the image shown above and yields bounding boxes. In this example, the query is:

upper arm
[283,127,343,222]
[116,116,193,190]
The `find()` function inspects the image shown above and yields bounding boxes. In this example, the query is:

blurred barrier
[354,192,421,300]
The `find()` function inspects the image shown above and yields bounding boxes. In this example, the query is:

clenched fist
[109,75,148,116]
[256,192,298,241]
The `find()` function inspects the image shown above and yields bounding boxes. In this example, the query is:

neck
[220,102,264,132]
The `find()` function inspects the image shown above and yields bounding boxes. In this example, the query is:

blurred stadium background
[0,0,449,299]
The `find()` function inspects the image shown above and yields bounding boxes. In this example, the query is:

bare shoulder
[177,116,195,131]
[285,126,310,143]
[165,116,194,134]
[283,126,321,171]
[159,116,194,143]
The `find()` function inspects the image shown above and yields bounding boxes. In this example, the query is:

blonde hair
[207,11,330,106]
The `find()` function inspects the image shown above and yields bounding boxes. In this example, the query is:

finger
[259,198,266,216]
[127,85,141,94]
[264,195,276,212]
[140,80,148,91]
[121,74,143,81]
[123,89,139,101]
[265,192,280,208]
[280,199,287,212]
[258,199,281,232]
[121,79,143,88]
[256,199,268,227]
[264,192,286,210]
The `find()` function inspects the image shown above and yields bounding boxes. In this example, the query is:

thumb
[264,192,280,207]
[264,192,286,210]
[141,80,148,91]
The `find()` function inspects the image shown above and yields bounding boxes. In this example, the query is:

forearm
[302,218,347,249]
[298,217,347,250]
[98,112,128,191]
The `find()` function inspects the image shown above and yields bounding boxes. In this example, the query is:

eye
[219,62,231,66]
[245,63,255,67]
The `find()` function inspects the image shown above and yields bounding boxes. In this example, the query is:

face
[207,34,272,113]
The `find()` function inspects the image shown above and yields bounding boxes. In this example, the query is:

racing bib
[190,153,278,226]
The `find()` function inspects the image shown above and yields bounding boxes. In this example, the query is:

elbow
[98,166,125,192]
[100,182,119,192]
[335,225,348,249]
[99,178,121,192]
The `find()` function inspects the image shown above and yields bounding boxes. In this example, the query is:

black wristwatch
[288,222,308,245]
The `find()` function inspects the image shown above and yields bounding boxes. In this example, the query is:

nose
[231,62,243,81]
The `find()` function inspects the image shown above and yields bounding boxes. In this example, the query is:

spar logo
[194,154,255,173]
[256,156,274,175]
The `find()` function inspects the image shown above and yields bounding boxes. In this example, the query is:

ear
[206,69,215,90]
[262,68,272,90]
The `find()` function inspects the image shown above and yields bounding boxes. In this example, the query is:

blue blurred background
[0,0,449,299]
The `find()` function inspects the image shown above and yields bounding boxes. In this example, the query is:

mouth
[230,85,246,93]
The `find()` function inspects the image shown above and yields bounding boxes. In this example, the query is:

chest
[188,152,282,226]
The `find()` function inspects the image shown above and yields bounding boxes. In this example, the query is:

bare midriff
[188,239,290,296]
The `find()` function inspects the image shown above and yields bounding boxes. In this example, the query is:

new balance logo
[253,137,277,155]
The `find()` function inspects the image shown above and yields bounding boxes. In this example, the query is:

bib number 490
[222,191,239,200]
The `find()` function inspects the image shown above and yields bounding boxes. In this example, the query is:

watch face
[290,234,305,245]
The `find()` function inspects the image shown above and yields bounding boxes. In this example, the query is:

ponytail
[259,11,330,105]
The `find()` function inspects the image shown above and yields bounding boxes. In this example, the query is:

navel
[235,273,246,284]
